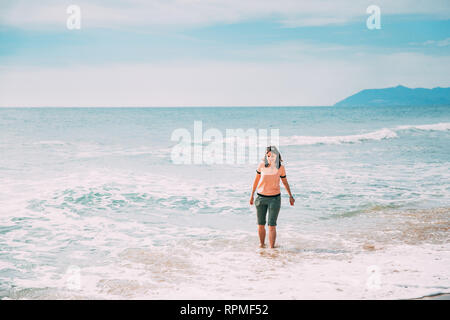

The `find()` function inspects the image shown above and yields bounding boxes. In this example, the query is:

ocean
[0,106,449,299]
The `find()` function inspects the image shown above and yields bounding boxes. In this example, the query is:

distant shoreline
[334,85,450,107]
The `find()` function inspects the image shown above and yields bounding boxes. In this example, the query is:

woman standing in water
[250,146,295,248]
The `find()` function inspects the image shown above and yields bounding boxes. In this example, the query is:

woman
[250,146,295,248]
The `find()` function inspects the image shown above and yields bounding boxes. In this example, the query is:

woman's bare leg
[268,226,276,248]
[258,225,266,247]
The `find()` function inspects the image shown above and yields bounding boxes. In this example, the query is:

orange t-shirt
[256,162,286,196]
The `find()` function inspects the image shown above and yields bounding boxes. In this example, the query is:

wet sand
[411,293,450,300]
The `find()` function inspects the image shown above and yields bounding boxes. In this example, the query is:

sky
[0,0,449,107]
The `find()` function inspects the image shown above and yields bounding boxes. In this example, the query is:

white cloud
[1,51,449,107]
[1,0,450,29]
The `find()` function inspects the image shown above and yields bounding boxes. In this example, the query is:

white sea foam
[395,122,450,131]
[1,185,449,300]
[279,122,450,147]
[198,127,398,147]
[280,128,398,146]
[6,233,450,300]
[191,122,450,149]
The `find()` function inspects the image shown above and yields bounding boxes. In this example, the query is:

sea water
[0,106,449,299]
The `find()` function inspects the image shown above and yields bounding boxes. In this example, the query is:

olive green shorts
[255,194,281,226]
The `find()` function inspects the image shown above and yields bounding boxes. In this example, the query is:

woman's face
[267,151,277,164]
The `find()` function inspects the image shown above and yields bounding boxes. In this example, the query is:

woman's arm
[281,177,295,206]
[250,174,261,205]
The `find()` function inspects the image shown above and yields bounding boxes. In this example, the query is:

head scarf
[264,145,282,169]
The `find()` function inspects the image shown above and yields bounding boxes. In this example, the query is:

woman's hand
[250,195,254,205]
[289,196,295,206]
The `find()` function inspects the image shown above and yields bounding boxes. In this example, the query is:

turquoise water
[0,106,449,299]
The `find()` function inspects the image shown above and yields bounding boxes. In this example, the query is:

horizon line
[0,105,336,108]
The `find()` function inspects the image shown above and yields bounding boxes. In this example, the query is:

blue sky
[0,0,449,106]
